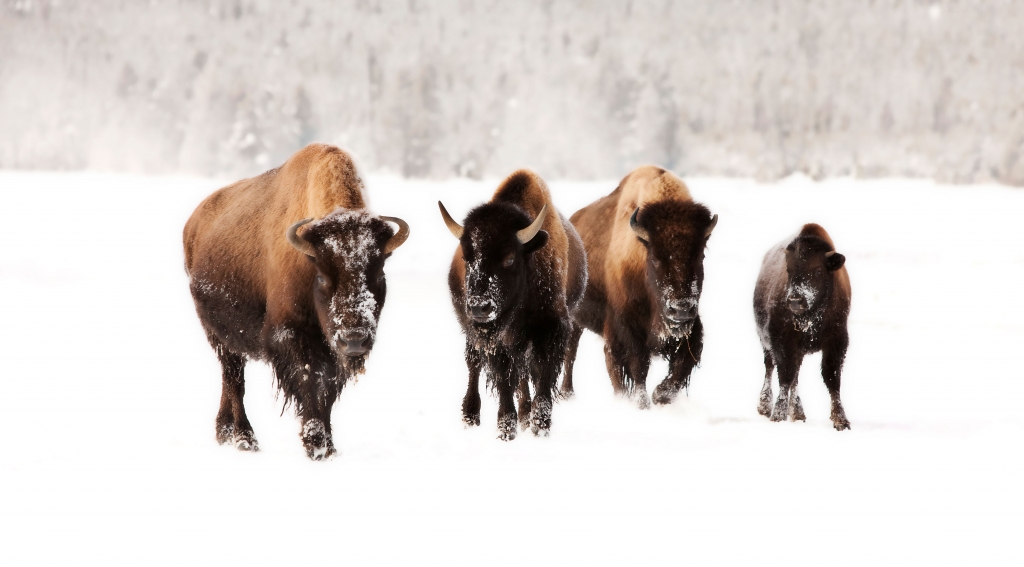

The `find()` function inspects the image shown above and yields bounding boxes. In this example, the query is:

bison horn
[824,250,835,258]
[438,201,463,240]
[629,208,651,242]
[380,216,410,254]
[705,214,719,238]
[517,204,547,244]
[286,218,317,258]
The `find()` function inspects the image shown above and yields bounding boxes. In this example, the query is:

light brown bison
[754,223,852,430]
[183,143,409,459]
[440,170,587,440]
[561,166,717,408]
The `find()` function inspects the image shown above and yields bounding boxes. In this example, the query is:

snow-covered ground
[1,171,1021,565]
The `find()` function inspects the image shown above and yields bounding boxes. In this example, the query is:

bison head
[783,237,845,317]
[439,201,548,327]
[286,210,409,370]
[630,203,718,337]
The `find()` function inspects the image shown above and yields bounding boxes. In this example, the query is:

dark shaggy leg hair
[653,317,704,405]
[487,350,519,442]
[267,327,343,460]
[558,323,584,400]
[462,343,483,427]
[208,333,258,451]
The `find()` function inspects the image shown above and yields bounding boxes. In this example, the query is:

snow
[0,171,1022,565]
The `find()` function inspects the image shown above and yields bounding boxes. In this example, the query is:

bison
[183,143,409,459]
[561,166,718,408]
[754,223,851,431]
[439,170,587,440]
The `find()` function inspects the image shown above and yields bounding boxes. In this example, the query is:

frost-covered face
[784,238,846,316]
[297,211,396,362]
[448,203,548,326]
[632,206,717,336]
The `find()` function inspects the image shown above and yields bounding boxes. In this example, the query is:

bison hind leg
[517,376,533,432]
[757,350,774,418]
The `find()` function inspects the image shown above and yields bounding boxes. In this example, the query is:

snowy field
[1,170,1022,565]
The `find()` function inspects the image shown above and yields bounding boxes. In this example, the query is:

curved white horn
[438,201,463,240]
[286,218,316,257]
[629,208,651,242]
[705,214,719,238]
[517,205,547,244]
[380,216,410,254]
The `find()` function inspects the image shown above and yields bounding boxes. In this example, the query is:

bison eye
[316,275,326,286]
[651,257,661,269]
[503,252,515,268]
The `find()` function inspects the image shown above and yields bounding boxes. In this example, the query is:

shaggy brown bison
[183,143,409,459]
[440,170,587,440]
[561,166,717,408]
[754,223,851,431]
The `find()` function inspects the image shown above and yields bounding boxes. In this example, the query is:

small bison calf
[753,223,851,431]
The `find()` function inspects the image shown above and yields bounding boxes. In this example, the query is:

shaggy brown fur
[183,143,409,459]
[445,170,587,440]
[754,223,852,430]
[562,166,717,408]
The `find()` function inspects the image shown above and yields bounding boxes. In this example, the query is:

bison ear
[522,230,548,255]
[825,252,845,271]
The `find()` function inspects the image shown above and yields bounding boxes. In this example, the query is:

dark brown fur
[183,143,407,459]
[753,223,852,430]
[562,166,717,407]
[446,170,587,440]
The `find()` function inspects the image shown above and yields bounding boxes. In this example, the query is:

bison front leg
[210,336,258,452]
[489,352,519,441]
[296,374,341,461]
[822,338,851,431]
[530,336,565,436]
[558,323,584,400]
[462,345,482,427]
[653,318,704,406]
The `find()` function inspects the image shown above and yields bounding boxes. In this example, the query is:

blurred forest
[2,0,1023,183]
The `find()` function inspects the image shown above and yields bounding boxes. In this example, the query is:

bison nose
[469,301,495,322]
[665,301,697,323]
[339,332,369,355]
[788,295,808,315]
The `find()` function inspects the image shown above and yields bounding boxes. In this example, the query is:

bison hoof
[634,391,651,410]
[497,415,517,442]
[234,430,260,452]
[769,406,788,422]
[651,382,681,405]
[462,413,481,428]
[301,419,336,461]
[833,419,851,431]
[757,399,773,418]
[557,387,575,401]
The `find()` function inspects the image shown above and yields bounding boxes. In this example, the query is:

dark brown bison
[439,170,587,440]
[754,223,851,430]
[183,143,409,459]
[561,166,717,408]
